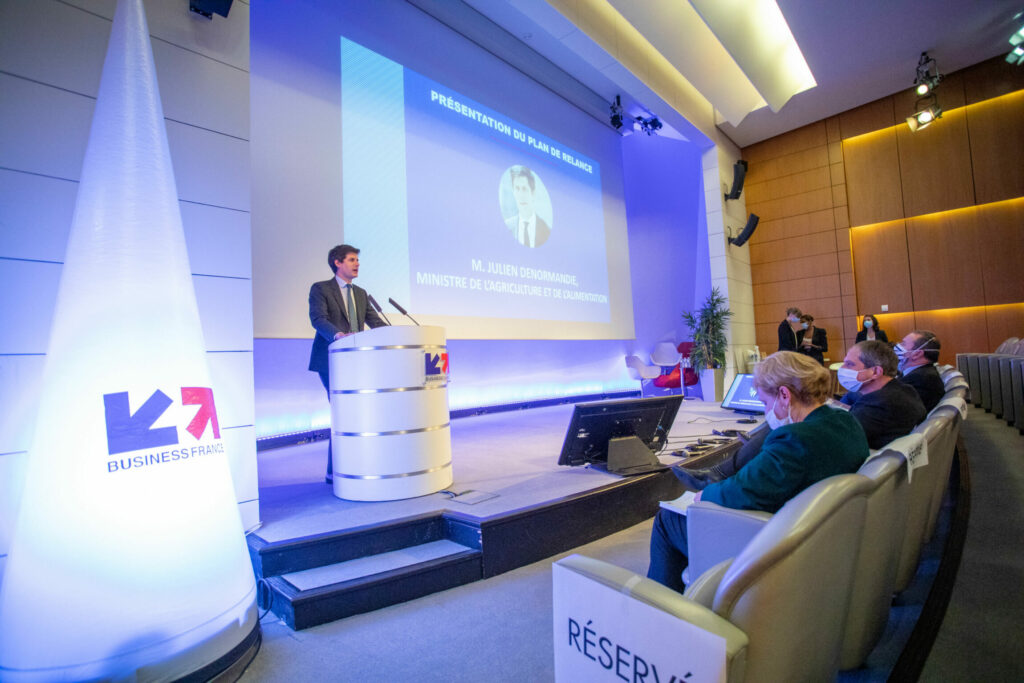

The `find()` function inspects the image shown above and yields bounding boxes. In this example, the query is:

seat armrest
[684,558,733,608]
[687,502,773,581]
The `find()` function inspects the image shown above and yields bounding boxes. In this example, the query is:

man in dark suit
[308,244,388,482]
[896,330,945,413]
[838,340,926,449]
[505,165,551,247]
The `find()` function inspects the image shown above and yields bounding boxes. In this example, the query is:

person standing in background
[798,313,827,366]
[855,313,889,344]
[777,306,804,351]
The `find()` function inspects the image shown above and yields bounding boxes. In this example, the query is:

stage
[249,399,764,629]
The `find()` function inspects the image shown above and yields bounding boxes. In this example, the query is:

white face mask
[765,394,793,430]
[801,322,809,329]
[838,367,867,393]
[863,319,874,328]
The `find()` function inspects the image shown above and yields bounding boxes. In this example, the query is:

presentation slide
[341,37,614,330]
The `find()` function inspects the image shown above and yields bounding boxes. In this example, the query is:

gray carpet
[919,408,1024,681]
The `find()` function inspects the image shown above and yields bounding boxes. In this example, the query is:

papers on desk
[659,490,698,515]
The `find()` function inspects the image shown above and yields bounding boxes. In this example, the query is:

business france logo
[103,387,225,473]
[424,352,449,385]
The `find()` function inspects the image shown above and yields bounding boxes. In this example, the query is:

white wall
[0,0,256,574]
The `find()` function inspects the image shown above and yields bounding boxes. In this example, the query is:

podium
[327,325,453,501]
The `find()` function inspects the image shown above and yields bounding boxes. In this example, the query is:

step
[264,539,482,630]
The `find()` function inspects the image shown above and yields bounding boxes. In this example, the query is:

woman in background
[855,313,888,344]
[798,314,828,366]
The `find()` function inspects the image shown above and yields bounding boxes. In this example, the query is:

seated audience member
[855,313,889,344]
[798,313,828,366]
[896,330,944,413]
[777,307,804,351]
[648,352,869,592]
[839,341,926,449]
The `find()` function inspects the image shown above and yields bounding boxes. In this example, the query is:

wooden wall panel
[976,198,1024,305]
[850,220,913,313]
[746,146,829,185]
[896,108,975,217]
[744,121,827,164]
[843,129,904,226]
[905,207,984,311]
[744,166,830,205]
[748,186,833,222]
[967,90,1024,205]
[915,307,991,363]
[750,229,836,265]
[753,208,835,243]
[985,304,1024,348]
[751,253,840,284]
[839,98,896,140]
[753,274,841,306]
[963,57,1024,105]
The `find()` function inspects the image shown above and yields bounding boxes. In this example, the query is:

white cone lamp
[0,0,258,679]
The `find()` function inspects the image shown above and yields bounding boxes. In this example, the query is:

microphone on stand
[389,297,420,326]
[366,294,392,325]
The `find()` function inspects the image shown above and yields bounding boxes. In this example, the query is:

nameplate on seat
[553,563,727,682]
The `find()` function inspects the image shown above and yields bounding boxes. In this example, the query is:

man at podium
[308,244,389,483]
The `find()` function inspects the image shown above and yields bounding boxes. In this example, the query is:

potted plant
[682,287,733,402]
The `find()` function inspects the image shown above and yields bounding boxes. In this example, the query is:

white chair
[650,342,681,372]
[554,474,871,682]
[625,355,660,397]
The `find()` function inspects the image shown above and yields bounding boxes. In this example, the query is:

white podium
[327,325,453,501]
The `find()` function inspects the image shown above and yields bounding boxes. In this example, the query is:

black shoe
[325,475,333,484]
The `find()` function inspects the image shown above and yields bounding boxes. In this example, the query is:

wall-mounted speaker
[728,213,759,247]
[724,160,748,201]
[189,0,232,19]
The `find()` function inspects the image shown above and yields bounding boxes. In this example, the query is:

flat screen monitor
[720,373,766,414]
[557,395,683,467]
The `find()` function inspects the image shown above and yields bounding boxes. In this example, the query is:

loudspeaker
[728,214,760,247]
[189,0,232,19]
[724,160,748,200]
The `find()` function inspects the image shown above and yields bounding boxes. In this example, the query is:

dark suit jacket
[899,363,945,413]
[778,320,804,352]
[855,328,889,344]
[798,327,828,365]
[506,214,551,247]
[308,278,387,374]
[840,379,926,449]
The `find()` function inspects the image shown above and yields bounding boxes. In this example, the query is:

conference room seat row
[552,369,970,681]
[957,337,1024,433]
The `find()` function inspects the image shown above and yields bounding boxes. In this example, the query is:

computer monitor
[720,373,766,414]
[557,395,683,468]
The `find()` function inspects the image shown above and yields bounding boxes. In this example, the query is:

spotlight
[610,95,624,130]
[912,52,942,96]
[906,98,942,132]
[635,115,662,136]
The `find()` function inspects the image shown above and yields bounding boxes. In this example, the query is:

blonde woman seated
[647,351,870,592]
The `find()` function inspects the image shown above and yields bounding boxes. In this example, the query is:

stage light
[911,52,942,97]
[609,94,624,130]
[1007,45,1024,66]
[635,115,662,136]
[906,98,942,132]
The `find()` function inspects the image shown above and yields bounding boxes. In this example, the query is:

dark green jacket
[701,405,869,513]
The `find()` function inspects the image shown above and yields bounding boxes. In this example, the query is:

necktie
[345,284,358,332]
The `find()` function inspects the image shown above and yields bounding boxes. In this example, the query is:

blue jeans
[647,508,690,593]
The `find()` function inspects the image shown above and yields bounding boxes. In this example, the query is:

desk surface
[660,399,765,464]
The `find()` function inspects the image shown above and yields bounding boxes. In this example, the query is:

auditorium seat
[554,474,870,682]
[922,398,966,543]
[958,337,1019,410]
[841,452,908,670]
[650,341,681,371]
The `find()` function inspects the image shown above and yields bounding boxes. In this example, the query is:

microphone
[366,294,392,325]
[389,297,420,326]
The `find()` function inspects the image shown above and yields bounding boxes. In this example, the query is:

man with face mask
[777,307,804,352]
[896,330,944,413]
[647,352,868,592]
[839,341,926,449]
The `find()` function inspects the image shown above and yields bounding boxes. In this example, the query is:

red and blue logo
[103,387,223,473]
[424,352,449,384]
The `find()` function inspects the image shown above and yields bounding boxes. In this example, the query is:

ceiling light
[1008,44,1024,66]
[912,52,942,96]
[609,94,624,130]
[906,100,942,132]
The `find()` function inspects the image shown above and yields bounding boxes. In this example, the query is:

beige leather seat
[895,416,950,591]
[840,453,908,669]
[555,474,870,682]
[921,398,965,543]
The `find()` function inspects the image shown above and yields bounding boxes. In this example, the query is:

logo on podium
[424,352,449,385]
